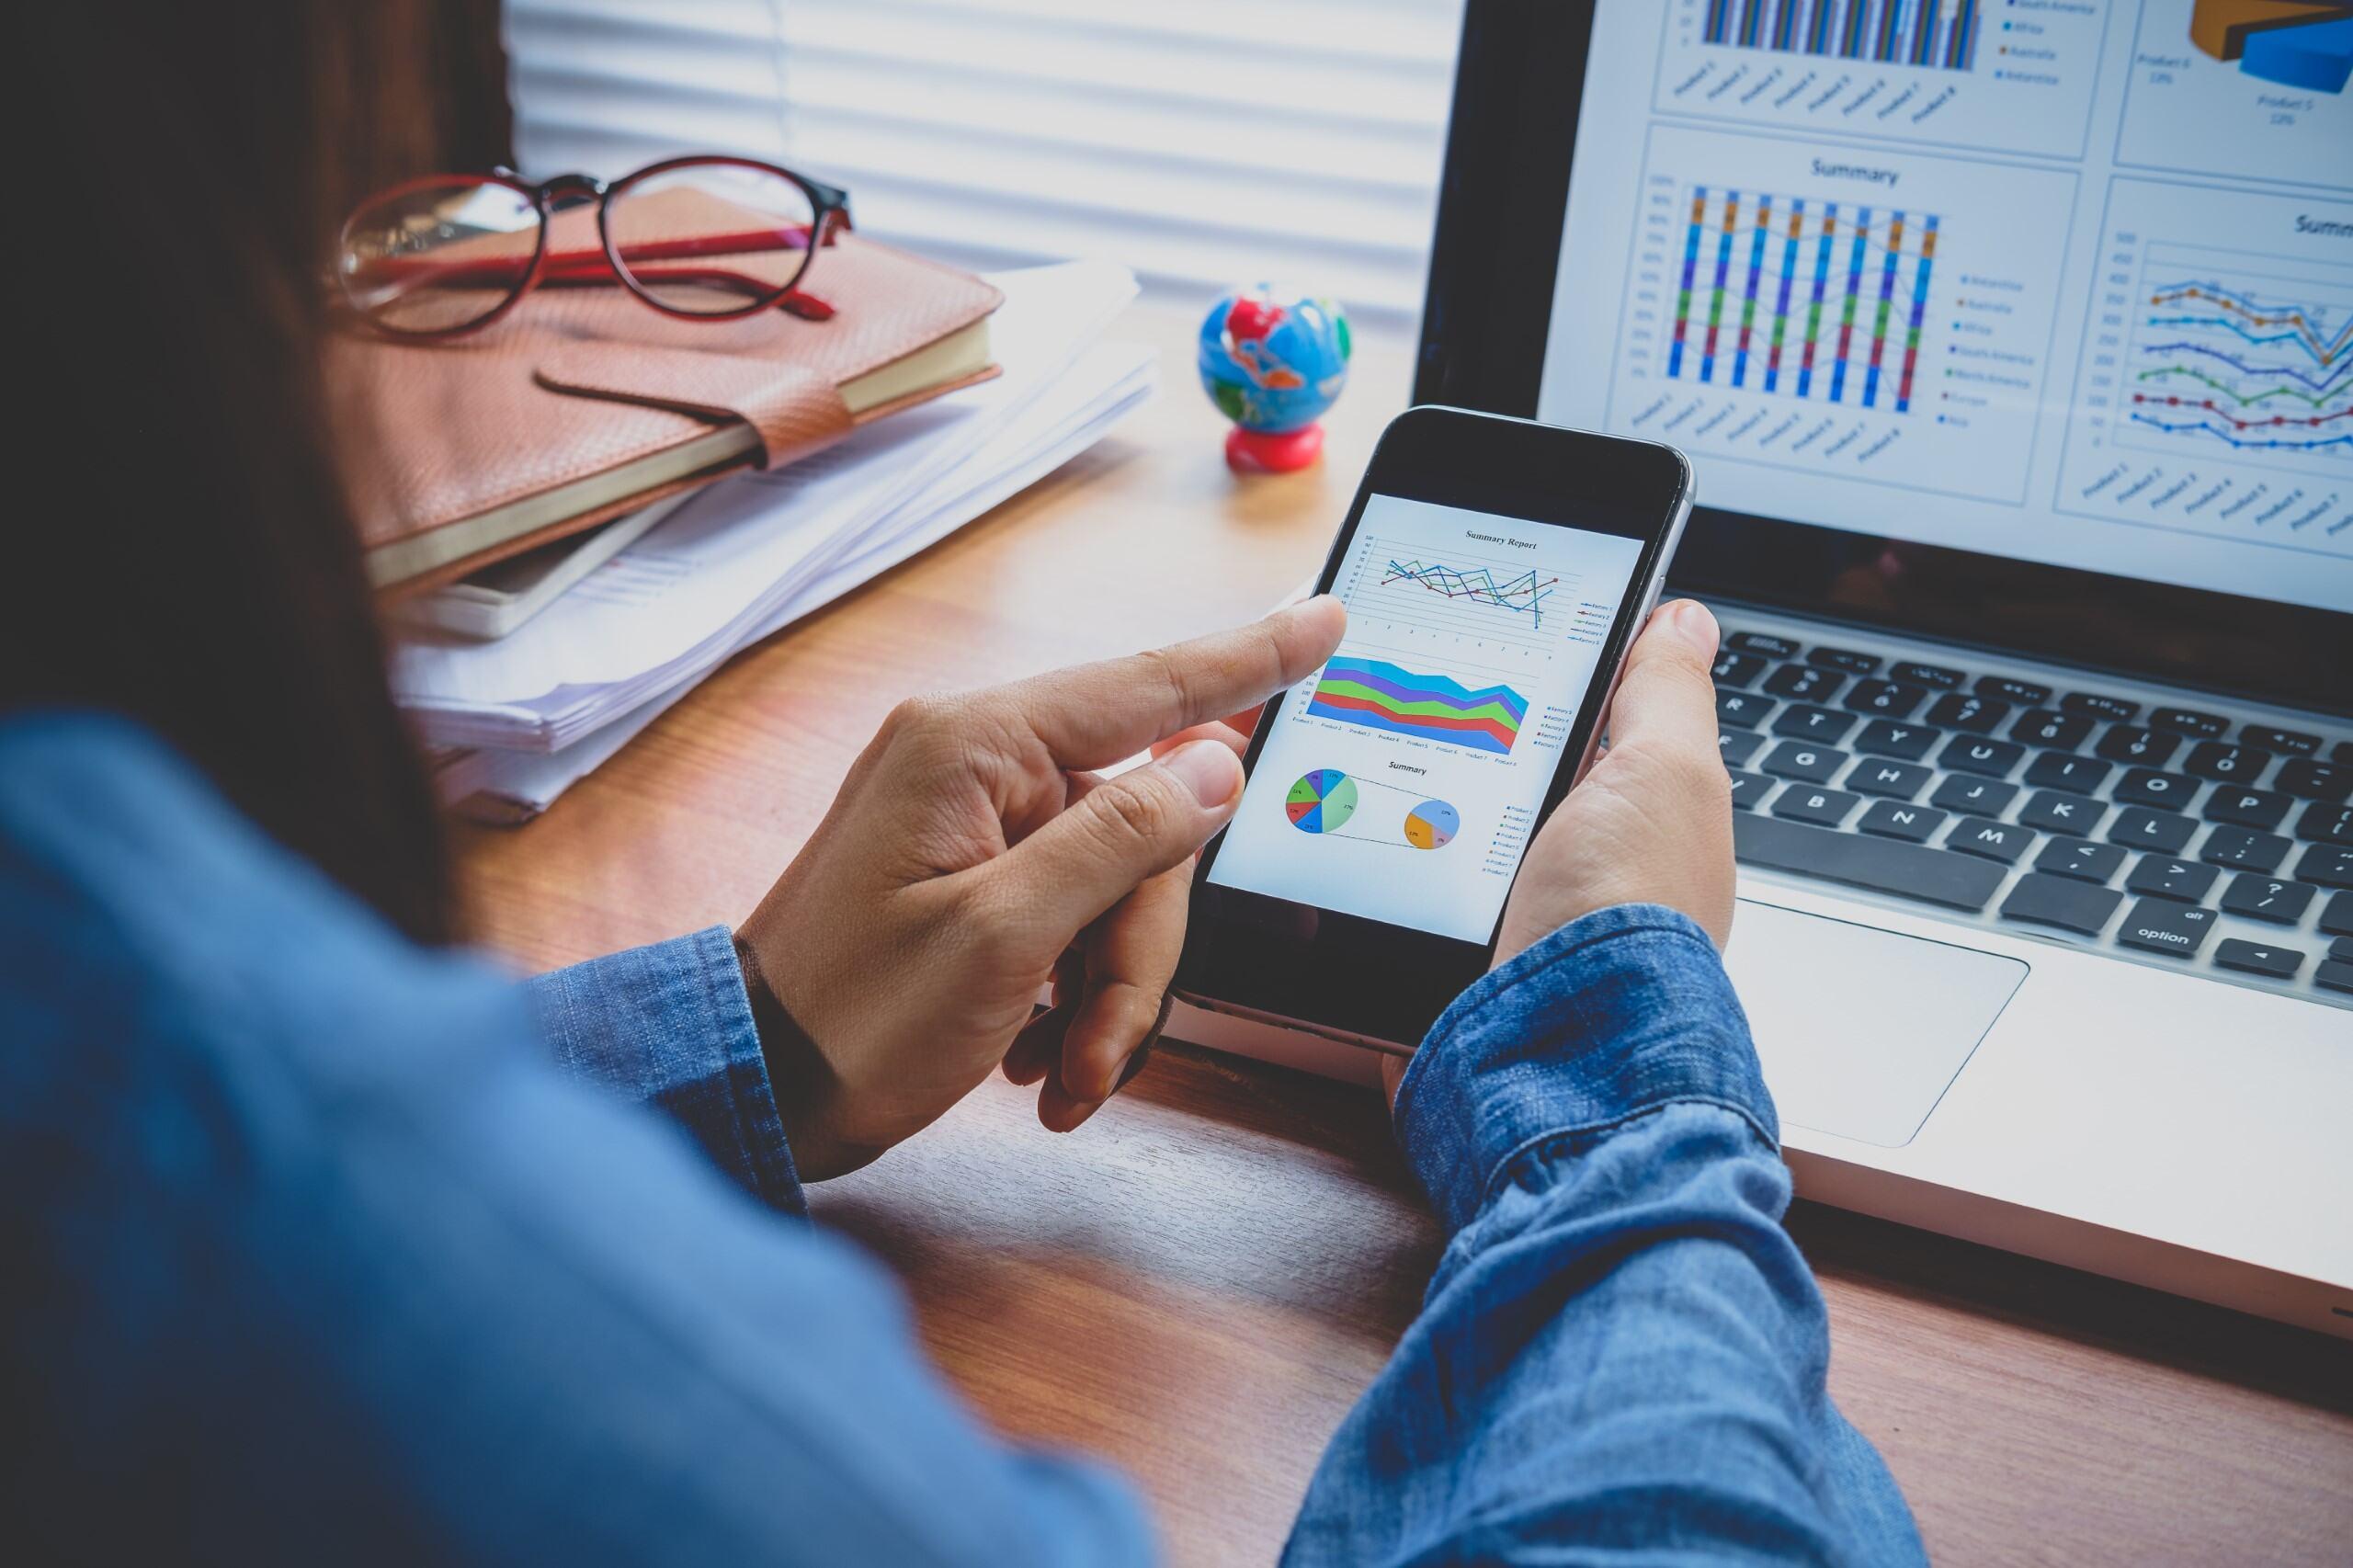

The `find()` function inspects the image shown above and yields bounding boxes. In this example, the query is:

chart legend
[1306,658,1529,756]
[1665,186,1938,413]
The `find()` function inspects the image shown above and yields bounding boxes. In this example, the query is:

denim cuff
[1393,904,1776,1233]
[529,926,805,1217]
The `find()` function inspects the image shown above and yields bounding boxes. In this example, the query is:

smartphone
[1176,405,1693,1051]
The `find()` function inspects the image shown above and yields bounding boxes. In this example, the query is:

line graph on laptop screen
[2058,181,2353,550]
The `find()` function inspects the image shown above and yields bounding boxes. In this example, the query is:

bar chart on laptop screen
[2057,181,2353,553]
[1606,122,2071,506]
[1665,187,1938,415]
[1652,0,2108,155]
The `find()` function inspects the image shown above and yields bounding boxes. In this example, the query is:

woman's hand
[1381,598,1732,1105]
[737,598,1347,1180]
[1493,597,1734,966]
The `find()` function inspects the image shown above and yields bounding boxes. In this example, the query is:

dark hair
[8,5,513,945]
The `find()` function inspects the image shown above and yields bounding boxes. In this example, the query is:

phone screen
[1205,493,1646,942]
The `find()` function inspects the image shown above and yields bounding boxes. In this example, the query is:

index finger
[1001,596,1345,768]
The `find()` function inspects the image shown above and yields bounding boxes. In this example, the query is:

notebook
[331,187,1003,591]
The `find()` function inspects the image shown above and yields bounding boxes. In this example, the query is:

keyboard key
[2109,807,2198,854]
[1858,800,1946,843]
[1926,692,2010,734]
[2213,939,2303,980]
[2240,726,2319,756]
[2095,726,2183,767]
[1772,786,1861,827]
[1764,664,1846,702]
[1975,675,2052,706]
[2315,961,2353,996]
[1718,730,1767,768]
[2324,892,2353,939]
[2149,707,2228,738]
[2037,836,2126,883]
[2060,691,2138,722]
[2297,845,2353,889]
[1726,769,1773,811]
[2295,801,2353,846]
[2000,874,2122,937]
[1733,812,2006,912]
[2019,790,2106,835]
[2115,768,2197,810]
[1850,759,1933,801]
[1931,776,2018,815]
[2336,937,2353,963]
[2010,710,2093,751]
[1948,816,2033,864]
[2221,875,2315,925]
[1772,703,1859,743]
[2203,787,2291,831]
[2336,741,2353,767]
[1807,645,1881,675]
[2117,898,2218,959]
[2276,759,2350,802]
[1760,742,1849,784]
[2198,825,2290,873]
[1853,721,1942,762]
[1711,650,1768,687]
[2025,752,2112,794]
[1891,661,1963,689]
[2183,741,2273,783]
[1727,631,1799,658]
[2126,856,2218,903]
[1843,679,1926,719]
[1941,735,2025,778]
[1716,690,1775,730]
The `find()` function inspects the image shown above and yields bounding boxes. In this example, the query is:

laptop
[1169,0,2353,1339]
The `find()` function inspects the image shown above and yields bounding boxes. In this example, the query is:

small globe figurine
[1198,286,1350,472]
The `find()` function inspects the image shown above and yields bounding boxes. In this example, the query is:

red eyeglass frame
[338,154,854,339]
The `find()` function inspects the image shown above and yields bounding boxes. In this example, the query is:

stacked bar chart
[1665,186,1939,414]
[1701,0,1980,72]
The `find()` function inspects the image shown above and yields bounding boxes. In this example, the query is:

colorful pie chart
[1286,768,1358,833]
[1404,798,1459,850]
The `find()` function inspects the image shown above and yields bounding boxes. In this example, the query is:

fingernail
[1667,598,1720,656]
[1163,738,1242,808]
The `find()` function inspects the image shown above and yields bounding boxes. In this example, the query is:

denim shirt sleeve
[1284,904,1925,1567]
[528,928,804,1217]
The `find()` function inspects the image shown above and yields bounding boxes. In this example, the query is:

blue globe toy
[1198,286,1351,472]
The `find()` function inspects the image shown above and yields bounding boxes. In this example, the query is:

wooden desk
[457,300,2353,1564]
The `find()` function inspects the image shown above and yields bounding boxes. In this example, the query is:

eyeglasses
[336,155,853,338]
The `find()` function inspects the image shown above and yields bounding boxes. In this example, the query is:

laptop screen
[1533,1,2353,617]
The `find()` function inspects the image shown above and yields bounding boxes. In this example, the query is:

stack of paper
[397,260,1153,818]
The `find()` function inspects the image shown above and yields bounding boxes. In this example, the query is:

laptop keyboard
[1707,615,2353,1009]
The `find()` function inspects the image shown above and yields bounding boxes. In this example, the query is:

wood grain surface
[454,299,2353,1565]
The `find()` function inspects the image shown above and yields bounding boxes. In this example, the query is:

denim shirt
[1,715,1919,1565]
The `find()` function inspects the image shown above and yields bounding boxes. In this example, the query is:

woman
[5,6,1922,1562]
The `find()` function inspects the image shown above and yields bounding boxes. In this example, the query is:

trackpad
[1723,900,2027,1148]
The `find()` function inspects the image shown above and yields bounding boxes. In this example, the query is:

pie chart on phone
[1404,798,1460,850]
[1286,768,1358,833]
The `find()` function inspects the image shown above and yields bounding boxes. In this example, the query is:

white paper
[392,258,1140,751]
[451,346,1154,820]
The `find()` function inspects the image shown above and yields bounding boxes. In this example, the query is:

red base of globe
[1225,423,1324,474]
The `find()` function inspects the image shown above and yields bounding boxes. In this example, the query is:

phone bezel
[1177,405,1692,1046]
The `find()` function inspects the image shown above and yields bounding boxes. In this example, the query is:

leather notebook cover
[332,188,1003,592]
